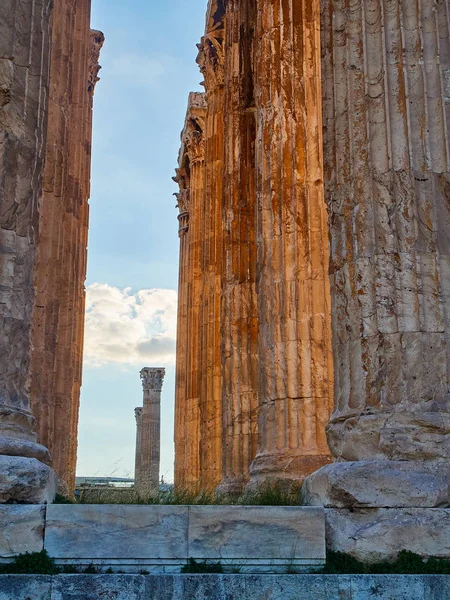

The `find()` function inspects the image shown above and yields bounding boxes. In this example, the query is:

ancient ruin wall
[30,2,103,492]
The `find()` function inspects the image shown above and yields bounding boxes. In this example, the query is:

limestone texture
[325,509,450,564]
[301,461,450,508]
[134,368,165,497]
[0,505,45,558]
[0,0,56,503]
[30,2,103,493]
[0,457,56,504]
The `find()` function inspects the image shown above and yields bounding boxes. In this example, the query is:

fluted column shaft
[173,94,206,491]
[30,0,103,492]
[219,0,259,494]
[322,0,450,460]
[0,0,55,502]
[135,368,165,497]
[198,27,225,491]
[249,0,334,486]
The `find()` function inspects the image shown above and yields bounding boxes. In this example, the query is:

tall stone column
[0,0,56,502]
[30,0,103,493]
[218,0,259,495]
[197,8,225,491]
[135,368,165,497]
[303,0,450,506]
[248,0,334,488]
[173,93,206,491]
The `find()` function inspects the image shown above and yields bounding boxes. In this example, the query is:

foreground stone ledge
[0,575,450,600]
[43,505,325,572]
[325,508,450,563]
[302,461,450,508]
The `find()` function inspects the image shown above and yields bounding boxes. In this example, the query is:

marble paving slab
[45,505,188,560]
[188,506,325,564]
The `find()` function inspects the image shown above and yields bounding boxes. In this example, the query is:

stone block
[302,461,450,508]
[0,505,45,558]
[45,505,189,567]
[188,506,325,569]
[0,457,56,504]
[0,575,51,600]
[325,508,450,563]
[51,575,146,600]
[349,575,425,600]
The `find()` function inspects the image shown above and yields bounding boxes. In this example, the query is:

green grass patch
[324,550,450,575]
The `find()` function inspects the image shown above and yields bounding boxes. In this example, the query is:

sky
[76,0,208,482]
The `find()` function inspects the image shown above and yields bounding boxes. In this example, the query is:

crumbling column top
[140,368,166,392]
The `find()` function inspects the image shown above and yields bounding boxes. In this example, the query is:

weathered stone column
[303,0,450,506]
[248,0,334,488]
[135,368,165,497]
[197,7,225,491]
[30,0,103,493]
[218,0,259,495]
[173,93,206,491]
[0,0,56,502]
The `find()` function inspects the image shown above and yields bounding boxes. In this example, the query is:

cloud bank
[84,283,177,366]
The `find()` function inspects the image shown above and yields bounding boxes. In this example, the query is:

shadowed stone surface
[326,508,450,563]
[0,576,51,600]
[302,461,450,508]
[0,505,45,557]
[1,575,450,599]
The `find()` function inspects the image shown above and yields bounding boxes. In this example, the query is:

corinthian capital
[184,129,205,165]
[197,28,225,92]
[140,368,166,392]
[88,29,105,95]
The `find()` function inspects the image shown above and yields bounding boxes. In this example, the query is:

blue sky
[76,0,207,481]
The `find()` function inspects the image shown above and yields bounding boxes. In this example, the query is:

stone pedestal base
[216,476,248,497]
[301,461,450,508]
[325,508,450,563]
[0,456,56,504]
[248,452,332,491]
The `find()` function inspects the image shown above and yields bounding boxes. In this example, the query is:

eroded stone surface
[0,576,52,600]
[326,508,450,563]
[0,457,56,505]
[0,505,45,558]
[301,461,450,508]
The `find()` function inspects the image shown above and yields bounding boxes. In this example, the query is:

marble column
[248,0,334,488]
[30,0,103,493]
[197,9,225,491]
[303,0,450,505]
[0,0,56,502]
[135,368,165,497]
[173,93,206,491]
[218,0,259,495]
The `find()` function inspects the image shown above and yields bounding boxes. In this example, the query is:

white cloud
[84,283,177,366]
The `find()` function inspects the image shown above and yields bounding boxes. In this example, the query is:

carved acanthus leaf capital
[175,188,190,214]
[197,27,225,92]
[140,367,166,392]
[88,29,105,95]
[184,128,205,165]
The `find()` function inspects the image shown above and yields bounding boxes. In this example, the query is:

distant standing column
[134,368,165,497]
